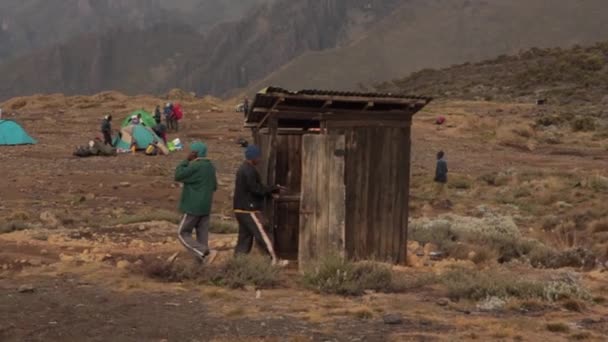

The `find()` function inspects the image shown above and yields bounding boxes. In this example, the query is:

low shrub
[302,256,398,296]
[141,254,280,289]
[588,175,608,192]
[440,267,544,301]
[591,219,608,233]
[209,221,239,234]
[439,267,590,302]
[546,322,570,333]
[115,210,181,225]
[571,116,596,132]
[221,255,280,289]
[448,176,472,190]
[0,220,29,234]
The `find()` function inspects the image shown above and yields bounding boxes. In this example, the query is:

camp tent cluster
[0,120,36,145]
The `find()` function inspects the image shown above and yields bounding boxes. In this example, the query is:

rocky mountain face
[2,0,608,101]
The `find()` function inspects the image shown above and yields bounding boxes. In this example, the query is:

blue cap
[245,145,261,160]
[190,141,208,158]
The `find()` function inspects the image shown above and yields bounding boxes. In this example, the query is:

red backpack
[173,104,184,121]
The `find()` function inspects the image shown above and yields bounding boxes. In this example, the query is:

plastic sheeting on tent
[113,125,168,155]
[121,109,157,128]
[0,120,37,145]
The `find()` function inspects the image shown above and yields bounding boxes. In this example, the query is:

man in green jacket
[175,141,217,263]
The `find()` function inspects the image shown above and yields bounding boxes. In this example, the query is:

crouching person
[175,141,217,264]
[233,145,288,267]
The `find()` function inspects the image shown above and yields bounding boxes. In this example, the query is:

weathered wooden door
[299,134,346,266]
[254,133,302,260]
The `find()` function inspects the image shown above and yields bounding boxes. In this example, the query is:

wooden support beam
[257,97,284,130]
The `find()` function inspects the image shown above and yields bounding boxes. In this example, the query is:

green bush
[221,255,280,289]
[302,256,396,296]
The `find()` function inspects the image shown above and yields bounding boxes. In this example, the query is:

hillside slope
[249,0,608,93]
[377,42,608,105]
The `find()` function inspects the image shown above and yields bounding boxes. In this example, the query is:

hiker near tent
[154,105,162,123]
[175,141,218,264]
[434,150,448,200]
[153,118,168,144]
[164,103,176,131]
[101,115,113,146]
[233,145,288,266]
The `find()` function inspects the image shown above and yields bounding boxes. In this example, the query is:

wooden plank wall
[299,134,346,266]
[344,126,411,264]
[273,134,303,259]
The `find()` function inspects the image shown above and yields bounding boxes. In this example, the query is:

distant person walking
[434,150,448,201]
[175,141,218,264]
[101,114,113,146]
[233,145,288,266]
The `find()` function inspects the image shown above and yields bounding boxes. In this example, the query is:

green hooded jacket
[175,158,217,216]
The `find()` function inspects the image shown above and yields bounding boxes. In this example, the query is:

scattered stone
[555,201,573,209]
[476,296,506,312]
[383,314,403,325]
[119,182,131,188]
[85,193,96,201]
[29,259,42,266]
[116,260,131,269]
[436,298,450,307]
[40,249,49,255]
[18,284,35,293]
[138,225,148,232]
[255,290,262,299]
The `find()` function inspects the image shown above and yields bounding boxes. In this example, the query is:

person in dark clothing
[153,118,168,144]
[233,145,288,266]
[175,141,218,264]
[164,103,175,131]
[101,115,113,146]
[243,97,249,118]
[434,150,448,200]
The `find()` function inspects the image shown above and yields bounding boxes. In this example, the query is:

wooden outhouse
[246,87,431,266]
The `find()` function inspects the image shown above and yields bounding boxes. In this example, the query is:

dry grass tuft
[302,256,402,296]
[545,322,570,333]
[139,254,280,289]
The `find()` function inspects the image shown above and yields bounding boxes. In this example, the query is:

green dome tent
[0,120,37,145]
[113,125,168,154]
[121,109,156,128]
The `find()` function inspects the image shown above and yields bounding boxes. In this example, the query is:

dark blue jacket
[435,159,448,183]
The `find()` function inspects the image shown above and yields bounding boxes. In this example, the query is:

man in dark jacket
[101,115,113,146]
[175,141,217,263]
[233,145,287,266]
[154,105,162,123]
[434,150,448,200]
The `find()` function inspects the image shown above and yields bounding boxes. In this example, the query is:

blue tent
[0,120,37,145]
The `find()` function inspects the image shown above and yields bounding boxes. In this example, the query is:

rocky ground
[1,93,607,341]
